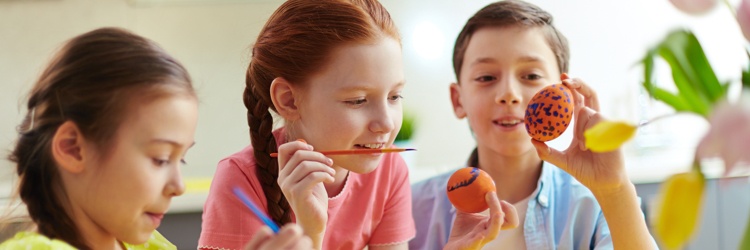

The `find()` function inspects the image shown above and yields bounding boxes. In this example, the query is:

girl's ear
[450,83,467,119]
[51,121,87,174]
[270,77,301,121]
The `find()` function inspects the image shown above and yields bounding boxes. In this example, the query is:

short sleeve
[368,155,416,245]
[198,157,266,250]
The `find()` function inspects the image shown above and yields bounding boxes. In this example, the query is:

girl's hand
[244,224,313,250]
[531,74,629,195]
[444,192,519,250]
[276,140,335,244]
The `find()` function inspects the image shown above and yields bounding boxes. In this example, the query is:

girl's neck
[476,146,543,204]
[67,205,124,250]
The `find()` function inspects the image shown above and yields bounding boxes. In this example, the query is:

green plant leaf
[743,64,750,90]
[646,85,693,112]
[641,49,692,112]
[396,111,416,141]
[662,31,725,104]
[658,38,711,117]
[640,30,730,119]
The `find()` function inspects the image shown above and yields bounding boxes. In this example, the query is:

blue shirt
[410,162,616,250]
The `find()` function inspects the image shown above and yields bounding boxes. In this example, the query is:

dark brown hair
[243,0,400,225]
[8,27,193,249]
[452,0,570,81]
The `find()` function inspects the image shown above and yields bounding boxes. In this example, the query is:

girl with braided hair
[199,1,518,249]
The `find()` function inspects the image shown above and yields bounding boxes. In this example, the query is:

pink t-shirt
[198,131,416,250]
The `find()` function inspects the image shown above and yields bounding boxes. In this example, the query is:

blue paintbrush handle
[232,186,281,233]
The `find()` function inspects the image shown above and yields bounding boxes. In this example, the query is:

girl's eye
[153,158,170,166]
[389,94,403,101]
[345,99,367,105]
[475,75,496,82]
[180,159,188,165]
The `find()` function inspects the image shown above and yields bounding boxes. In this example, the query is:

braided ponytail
[243,0,399,225]
[243,65,291,225]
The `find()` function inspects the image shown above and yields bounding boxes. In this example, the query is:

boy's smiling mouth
[494,118,523,127]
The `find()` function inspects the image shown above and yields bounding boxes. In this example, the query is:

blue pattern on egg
[524,84,574,141]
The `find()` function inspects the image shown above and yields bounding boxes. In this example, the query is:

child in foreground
[0,27,311,250]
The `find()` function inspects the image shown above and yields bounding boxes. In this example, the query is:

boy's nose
[495,84,521,105]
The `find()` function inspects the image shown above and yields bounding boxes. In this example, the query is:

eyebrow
[338,81,405,92]
[470,55,544,66]
[150,139,197,149]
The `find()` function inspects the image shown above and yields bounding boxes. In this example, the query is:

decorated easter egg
[446,167,496,213]
[524,84,574,142]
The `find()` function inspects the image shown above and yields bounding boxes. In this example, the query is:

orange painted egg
[524,84,574,142]
[446,167,496,213]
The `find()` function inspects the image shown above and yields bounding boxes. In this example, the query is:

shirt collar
[534,162,554,208]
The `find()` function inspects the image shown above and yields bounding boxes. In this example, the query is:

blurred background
[0,0,746,249]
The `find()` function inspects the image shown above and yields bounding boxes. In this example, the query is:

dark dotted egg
[524,84,574,142]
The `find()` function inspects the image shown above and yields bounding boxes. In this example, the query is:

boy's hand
[444,192,518,250]
[531,74,630,195]
[244,224,313,250]
[276,140,335,246]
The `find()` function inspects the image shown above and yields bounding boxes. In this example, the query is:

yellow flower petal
[655,171,705,250]
[583,121,637,152]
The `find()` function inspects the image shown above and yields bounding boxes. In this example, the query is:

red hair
[243,0,400,225]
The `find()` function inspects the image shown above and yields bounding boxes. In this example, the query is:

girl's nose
[165,167,186,197]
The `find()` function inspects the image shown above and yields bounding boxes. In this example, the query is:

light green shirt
[0,230,176,250]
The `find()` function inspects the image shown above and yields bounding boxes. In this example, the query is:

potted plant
[395,109,417,168]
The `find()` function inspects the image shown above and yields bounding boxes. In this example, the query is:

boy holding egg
[410,1,658,249]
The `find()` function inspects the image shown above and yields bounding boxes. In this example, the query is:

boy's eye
[522,73,543,81]
[345,99,367,105]
[389,94,403,101]
[475,75,496,82]
[180,159,188,165]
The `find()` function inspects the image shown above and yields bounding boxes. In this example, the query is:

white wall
[1,0,746,189]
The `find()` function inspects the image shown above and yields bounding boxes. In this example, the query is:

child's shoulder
[0,231,176,250]
[411,169,453,195]
[0,231,76,250]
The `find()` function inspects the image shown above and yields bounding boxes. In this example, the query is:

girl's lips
[147,213,164,227]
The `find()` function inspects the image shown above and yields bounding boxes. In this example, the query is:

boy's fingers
[531,139,568,172]
[563,77,600,112]
[499,200,519,230]
[485,192,502,240]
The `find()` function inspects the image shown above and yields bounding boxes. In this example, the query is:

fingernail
[327,158,333,165]
[296,139,307,144]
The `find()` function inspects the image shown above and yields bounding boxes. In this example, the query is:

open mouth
[354,143,386,149]
[494,119,523,127]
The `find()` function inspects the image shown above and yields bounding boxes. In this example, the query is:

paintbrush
[232,186,280,234]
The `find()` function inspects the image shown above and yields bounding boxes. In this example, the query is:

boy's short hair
[452,0,570,80]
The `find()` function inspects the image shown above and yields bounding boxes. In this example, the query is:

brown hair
[8,27,193,249]
[243,0,400,225]
[452,0,570,81]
